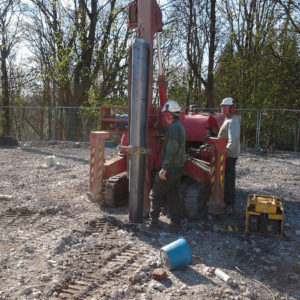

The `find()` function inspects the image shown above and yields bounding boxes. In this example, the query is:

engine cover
[245,194,284,236]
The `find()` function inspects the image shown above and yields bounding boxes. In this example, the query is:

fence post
[51,107,56,141]
[20,106,25,144]
[256,109,261,150]
[295,117,300,152]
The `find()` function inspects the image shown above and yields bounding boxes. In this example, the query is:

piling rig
[88,0,227,223]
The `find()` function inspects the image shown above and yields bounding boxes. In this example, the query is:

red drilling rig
[88,0,227,223]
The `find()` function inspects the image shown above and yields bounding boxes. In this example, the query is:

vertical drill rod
[128,38,150,223]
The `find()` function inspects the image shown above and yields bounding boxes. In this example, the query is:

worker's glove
[149,120,158,128]
[159,169,167,181]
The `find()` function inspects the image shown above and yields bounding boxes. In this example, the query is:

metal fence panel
[236,109,259,149]
[258,109,300,152]
[0,106,52,142]
[52,107,100,142]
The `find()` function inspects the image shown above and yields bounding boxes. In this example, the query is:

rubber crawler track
[55,219,147,299]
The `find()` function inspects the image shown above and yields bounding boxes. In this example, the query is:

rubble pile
[0,143,299,299]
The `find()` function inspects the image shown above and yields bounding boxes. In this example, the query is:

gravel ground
[0,143,300,300]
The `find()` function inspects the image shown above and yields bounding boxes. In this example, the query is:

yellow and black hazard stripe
[220,152,224,189]
[97,146,104,181]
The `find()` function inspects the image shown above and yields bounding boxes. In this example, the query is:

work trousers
[224,157,237,206]
[150,168,183,223]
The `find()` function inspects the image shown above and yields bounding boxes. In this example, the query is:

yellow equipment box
[245,194,284,236]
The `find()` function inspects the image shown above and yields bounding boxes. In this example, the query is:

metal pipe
[128,38,150,223]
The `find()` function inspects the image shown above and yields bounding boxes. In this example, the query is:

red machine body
[88,0,227,217]
[184,113,224,142]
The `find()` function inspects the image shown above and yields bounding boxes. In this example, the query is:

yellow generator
[245,194,284,236]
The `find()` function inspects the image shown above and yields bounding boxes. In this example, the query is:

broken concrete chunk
[149,281,166,292]
[243,288,254,298]
[41,274,52,282]
[47,260,58,267]
[0,195,12,201]
[203,266,215,276]
[152,268,167,281]
[46,155,56,167]
[23,288,32,295]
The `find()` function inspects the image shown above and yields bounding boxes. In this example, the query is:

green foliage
[85,84,128,108]
[259,110,300,151]
[12,96,23,105]
[168,82,188,109]
[214,2,300,150]
[215,28,300,111]
[78,106,100,120]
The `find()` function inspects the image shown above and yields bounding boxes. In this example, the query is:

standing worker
[218,97,240,215]
[150,100,186,232]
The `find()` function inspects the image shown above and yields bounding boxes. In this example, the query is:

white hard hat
[221,97,235,106]
[162,100,181,113]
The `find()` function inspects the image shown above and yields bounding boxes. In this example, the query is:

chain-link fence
[1,106,300,152]
[0,106,100,143]
[52,107,100,142]
[0,106,53,142]
[258,109,300,152]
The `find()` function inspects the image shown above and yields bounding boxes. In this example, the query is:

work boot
[150,217,159,229]
[166,222,181,233]
[225,205,234,215]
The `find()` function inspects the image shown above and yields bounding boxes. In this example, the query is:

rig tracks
[0,207,71,254]
[1,207,36,227]
[55,218,146,299]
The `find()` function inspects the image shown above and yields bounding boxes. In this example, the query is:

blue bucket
[160,237,192,270]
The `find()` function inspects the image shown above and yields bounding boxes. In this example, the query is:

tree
[276,0,300,33]
[165,0,221,108]
[0,0,21,136]
[215,0,300,148]
[206,0,217,107]
[24,0,131,139]
[216,0,282,107]
[26,0,131,106]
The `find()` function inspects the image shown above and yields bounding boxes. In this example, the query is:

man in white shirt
[218,97,240,215]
